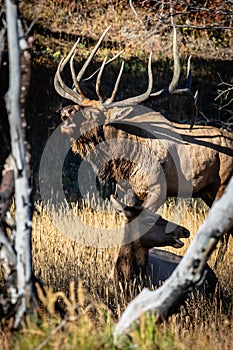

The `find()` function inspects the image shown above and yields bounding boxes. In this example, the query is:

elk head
[111,191,190,250]
[110,191,190,293]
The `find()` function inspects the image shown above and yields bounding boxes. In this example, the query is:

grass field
[1,198,232,349]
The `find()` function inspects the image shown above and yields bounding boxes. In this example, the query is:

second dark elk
[110,194,220,306]
[54,26,233,260]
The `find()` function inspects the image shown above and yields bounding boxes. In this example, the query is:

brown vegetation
[18,0,233,62]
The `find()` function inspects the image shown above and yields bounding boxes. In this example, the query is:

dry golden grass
[32,198,232,291]
[1,198,232,349]
[32,200,125,296]
[29,198,233,349]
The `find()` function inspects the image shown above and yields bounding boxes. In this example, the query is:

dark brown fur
[110,195,190,294]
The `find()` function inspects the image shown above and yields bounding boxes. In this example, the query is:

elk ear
[110,195,126,214]
[126,189,142,207]
[110,194,141,222]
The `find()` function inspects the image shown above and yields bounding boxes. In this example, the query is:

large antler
[151,26,198,98]
[150,25,198,127]
[54,26,153,108]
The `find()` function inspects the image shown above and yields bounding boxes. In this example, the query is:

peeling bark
[0,0,33,328]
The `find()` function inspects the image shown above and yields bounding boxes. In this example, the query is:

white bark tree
[114,176,233,346]
[0,0,33,328]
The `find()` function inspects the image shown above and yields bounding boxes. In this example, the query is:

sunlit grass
[1,197,232,349]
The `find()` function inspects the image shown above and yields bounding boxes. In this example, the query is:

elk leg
[198,194,214,208]
[197,182,231,268]
[214,231,231,269]
[196,179,220,208]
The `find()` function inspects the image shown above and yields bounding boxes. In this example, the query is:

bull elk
[54,27,233,259]
[110,193,220,304]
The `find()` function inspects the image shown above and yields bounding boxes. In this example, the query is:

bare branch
[215,75,233,116]
[129,0,145,27]
[0,156,16,264]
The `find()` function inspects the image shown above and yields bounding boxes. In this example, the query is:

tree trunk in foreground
[2,0,33,328]
[114,176,233,346]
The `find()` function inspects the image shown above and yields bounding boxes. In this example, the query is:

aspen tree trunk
[3,0,33,328]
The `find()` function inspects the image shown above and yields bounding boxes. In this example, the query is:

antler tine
[61,39,80,71]
[151,27,198,99]
[70,53,85,98]
[185,55,192,89]
[169,25,180,93]
[184,55,198,107]
[150,26,181,97]
[109,52,153,107]
[167,27,198,97]
[76,25,111,83]
[96,57,107,102]
[54,57,83,104]
[83,50,124,82]
[106,61,125,105]
[54,39,84,104]
[190,90,199,129]
[150,22,198,128]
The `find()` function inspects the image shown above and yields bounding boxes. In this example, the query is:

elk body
[111,194,219,303]
[148,250,219,298]
[54,27,233,254]
[61,105,233,211]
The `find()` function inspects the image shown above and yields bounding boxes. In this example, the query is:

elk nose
[182,228,190,238]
